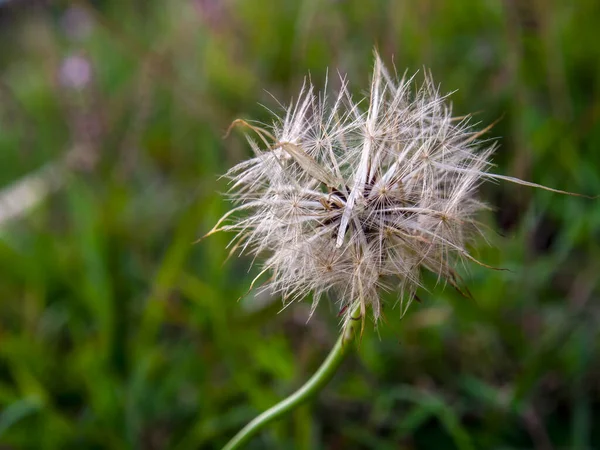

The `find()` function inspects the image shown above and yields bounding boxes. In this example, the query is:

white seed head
[210,53,564,326]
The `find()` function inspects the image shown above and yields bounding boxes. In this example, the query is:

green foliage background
[0,0,599,448]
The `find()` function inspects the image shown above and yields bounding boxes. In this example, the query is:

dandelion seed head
[210,53,547,326]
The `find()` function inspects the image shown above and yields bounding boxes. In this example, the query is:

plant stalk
[222,302,362,450]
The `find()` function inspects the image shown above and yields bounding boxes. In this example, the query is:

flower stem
[222,302,363,450]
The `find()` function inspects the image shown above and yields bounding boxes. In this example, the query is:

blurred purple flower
[59,54,92,90]
[60,6,94,41]
[192,0,227,31]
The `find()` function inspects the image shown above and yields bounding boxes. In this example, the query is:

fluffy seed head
[209,53,560,326]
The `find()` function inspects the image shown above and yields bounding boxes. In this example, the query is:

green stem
[222,302,363,450]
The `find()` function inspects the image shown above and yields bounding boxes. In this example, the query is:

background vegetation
[0,0,599,448]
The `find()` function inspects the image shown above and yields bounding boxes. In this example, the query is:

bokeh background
[0,1,599,449]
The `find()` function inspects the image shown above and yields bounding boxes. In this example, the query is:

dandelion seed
[209,52,578,326]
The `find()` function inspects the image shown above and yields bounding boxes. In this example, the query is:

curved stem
[222,302,362,450]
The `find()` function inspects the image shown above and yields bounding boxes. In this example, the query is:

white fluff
[209,53,562,326]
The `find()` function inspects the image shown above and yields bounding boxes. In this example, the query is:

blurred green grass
[0,0,599,448]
